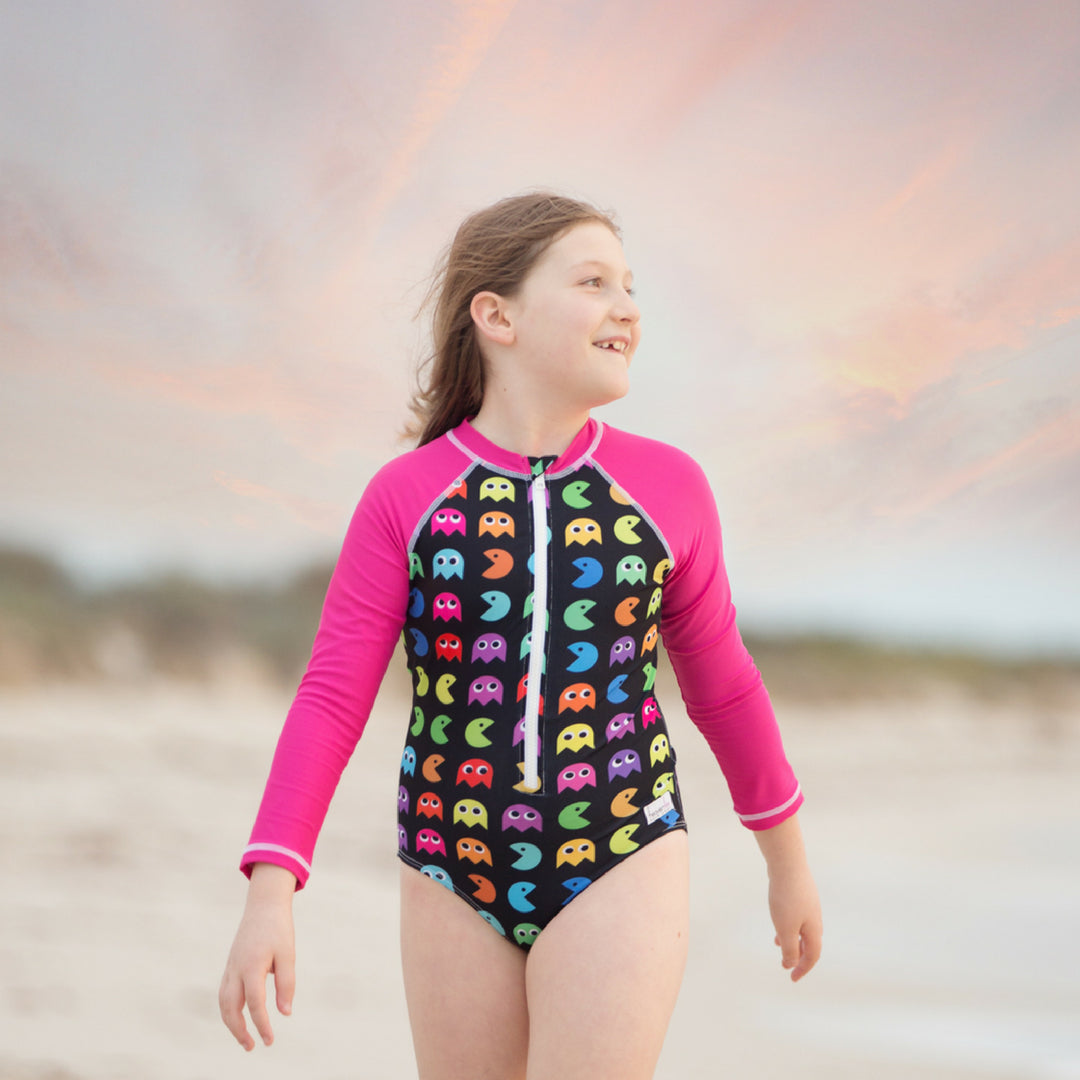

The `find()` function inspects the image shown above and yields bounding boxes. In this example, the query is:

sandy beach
[2,668,1078,1080]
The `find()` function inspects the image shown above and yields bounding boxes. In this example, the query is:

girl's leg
[399,864,530,1080]
[523,829,689,1080]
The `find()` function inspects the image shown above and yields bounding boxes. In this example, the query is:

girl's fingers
[777,928,800,971]
[274,954,296,1017]
[791,923,823,981]
[218,974,256,1051]
[244,973,275,1046]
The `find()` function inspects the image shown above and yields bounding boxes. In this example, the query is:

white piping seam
[242,843,313,876]
[736,784,803,822]
[585,456,676,567]
[447,422,603,479]
[405,459,483,556]
[521,471,548,791]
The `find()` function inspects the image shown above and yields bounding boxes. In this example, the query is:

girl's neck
[470,397,591,459]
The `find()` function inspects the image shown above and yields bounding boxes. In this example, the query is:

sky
[2,0,1078,656]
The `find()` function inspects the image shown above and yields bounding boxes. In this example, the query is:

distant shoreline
[2,544,1077,702]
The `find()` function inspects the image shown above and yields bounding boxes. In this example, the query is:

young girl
[219,191,822,1079]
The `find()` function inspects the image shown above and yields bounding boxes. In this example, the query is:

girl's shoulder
[593,422,712,493]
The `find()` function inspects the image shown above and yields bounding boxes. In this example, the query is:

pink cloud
[877,407,1080,521]
[213,470,346,535]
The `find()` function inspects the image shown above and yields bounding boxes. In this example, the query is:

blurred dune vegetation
[1,545,1077,706]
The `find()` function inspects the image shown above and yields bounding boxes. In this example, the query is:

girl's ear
[470,291,515,347]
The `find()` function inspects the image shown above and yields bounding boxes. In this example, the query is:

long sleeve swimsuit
[242,417,803,948]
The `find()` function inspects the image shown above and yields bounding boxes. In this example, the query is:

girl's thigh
[523,829,690,1080]
[399,864,529,1080]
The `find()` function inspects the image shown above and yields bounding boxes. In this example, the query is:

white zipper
[521,470,548,792]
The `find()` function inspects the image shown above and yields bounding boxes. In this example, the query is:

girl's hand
[219,863,297,1050]
[767,860,822,981]
[754,814,823,982]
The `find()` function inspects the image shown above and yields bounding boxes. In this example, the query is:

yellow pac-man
[652,558,672,584]
[565,518,601,546]
[556,723,595,753]
[435,673,456,704]
[556,839,596,867]
[613,514,643,544]
[610,823,640,854]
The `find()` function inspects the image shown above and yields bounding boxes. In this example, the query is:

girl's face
[503,221,641,410]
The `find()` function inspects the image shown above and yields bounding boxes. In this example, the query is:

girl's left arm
[754,813,822,981]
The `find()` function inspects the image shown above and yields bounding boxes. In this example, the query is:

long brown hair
[406,191,620,446]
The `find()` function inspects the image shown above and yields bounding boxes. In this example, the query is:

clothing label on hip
[643,791,675,825]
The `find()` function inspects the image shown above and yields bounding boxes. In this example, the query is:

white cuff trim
[242,843,312,876]
[737,784,802,822]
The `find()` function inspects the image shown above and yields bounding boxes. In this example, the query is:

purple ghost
[432,592,462,622]
[557,763,597,793]
[605,713,636,742]
[512,718,541,755]
[607,750,643,781]
[641,697,660,727]
[501,804,543,832]
[416,828,446,856]
[397,786,410,814]
[397,824,407,850]
[471,633,507,664]
[468,676,503,706]
[431,508,466,536]
[609,635,636,666]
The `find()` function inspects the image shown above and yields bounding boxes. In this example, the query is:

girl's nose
[615,291,640,324]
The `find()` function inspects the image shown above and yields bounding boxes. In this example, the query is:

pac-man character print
[556,723,595,754]
[432,592,462,622]
[397,455,688,951]
[556,839,597,867]
[417,792,443,819]
[471,633,507,663]
[479,477,515,502]
[435,634,462,662]
[468,676,503,706]
[456,758,494,788]
[432,548,464,579]
[479,512,514,538]
[431,508,466,536]
[416,829,446,856]
[456,837,493,865]
[558,683,595,713]
[565,518,601,546]
[557,763,597,793]
[454,799,489,829]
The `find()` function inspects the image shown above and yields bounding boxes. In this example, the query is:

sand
[1,672,1078,1079]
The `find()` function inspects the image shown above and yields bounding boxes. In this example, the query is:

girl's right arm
[219,862,298,1051]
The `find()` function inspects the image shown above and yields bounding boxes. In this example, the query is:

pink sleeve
[596,430,803,830]
[240,441,466,886]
